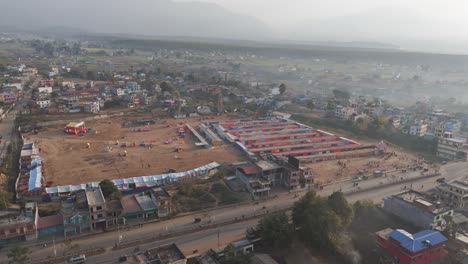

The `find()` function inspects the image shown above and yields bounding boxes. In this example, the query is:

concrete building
[376,228,447,264]
[140,243,186,264]
[335,105,356,120]
[150,187,172,218]
[36,99,51,108]
[83,101,100,113]
[236,165,271,199]
[383,190,453,229]
[255,161,284,187]
[436,137,468,161]
[0,205,37,244]
[61,191,92,238]
[436,180,468,210]
[62,97,80,108]
[38,86,52,94]
[86,188,107,231]
[409,121,428,137]
[105,200,125,230]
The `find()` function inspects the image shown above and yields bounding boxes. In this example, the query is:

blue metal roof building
[389,229,447,253]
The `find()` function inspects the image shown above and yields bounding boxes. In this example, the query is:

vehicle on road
[436,177,446,183]
[68,254,86,263]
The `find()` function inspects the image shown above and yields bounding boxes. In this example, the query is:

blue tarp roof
[390,229,447,253]
[28,158,43,191]
[45,162,220,194]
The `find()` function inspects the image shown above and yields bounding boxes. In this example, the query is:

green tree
[332,89,350,101]
[7,246,30,264]
[292,190,351,253]
[160,81,173,93]
[221,244,252,264]
[86,70,97,81]
[327,192,354,227]
[279,83,287,95]
[99,179,119,199]
[258,212,293,248]
[306,100,315,110]
[0,190,13,209]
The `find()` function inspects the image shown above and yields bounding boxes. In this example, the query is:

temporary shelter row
[45,162,221,195]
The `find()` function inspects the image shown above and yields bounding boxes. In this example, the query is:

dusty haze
[2,0,468,53]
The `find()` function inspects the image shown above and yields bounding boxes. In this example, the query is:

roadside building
[236,165,270,199]
[436,180,468,210]
[383,190,453,230]
[36,214,64,238]
[121,194,157,221]
[436,137,468,161]
[105,200,125,230]
[0,205,37,244]
[255,161,284,187]
[150,187,172,218]
[376,228,447,264]
[280,157,314,190]
[86,187,107,231]
[61,191,92,238]
[138,243,186,264]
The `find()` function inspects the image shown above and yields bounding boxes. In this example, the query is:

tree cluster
[257,212,293,249]
[292,191,353,253]
[99,179,120,199]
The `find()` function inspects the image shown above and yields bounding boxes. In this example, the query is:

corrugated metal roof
[46,162,220,194]
[389,229,447,253]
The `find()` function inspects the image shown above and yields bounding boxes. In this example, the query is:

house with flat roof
[139,243,186,264]
[150,187,172,218]
[376,228,447,264]
[105,200,125,230]
[121,194,157,221]
[383,190,453,230]
[61,191,91,238]
[255,161,283,187]
[436,137,468,161]
[236,165,271,199]
[436,180,468,210]
[0,205,37,244]
[86,187,107,231]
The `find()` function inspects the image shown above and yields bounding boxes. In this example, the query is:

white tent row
[46,162,220,194]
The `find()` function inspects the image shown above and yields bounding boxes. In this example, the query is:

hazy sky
[176,0,468,27]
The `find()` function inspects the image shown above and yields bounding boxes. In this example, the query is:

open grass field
[26,116,246,186]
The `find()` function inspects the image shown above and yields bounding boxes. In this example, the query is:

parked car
[436,177,446,183]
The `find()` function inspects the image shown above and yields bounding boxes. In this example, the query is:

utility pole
[217,229,220,248]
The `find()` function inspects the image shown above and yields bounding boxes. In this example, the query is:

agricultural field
[26,116,246,186]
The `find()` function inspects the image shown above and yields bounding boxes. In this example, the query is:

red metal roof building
[376,228,447,264]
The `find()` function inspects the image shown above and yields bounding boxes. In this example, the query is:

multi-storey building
[436,180,468,210]
[436,137,468,161]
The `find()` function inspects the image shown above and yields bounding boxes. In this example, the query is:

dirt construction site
[26,116,245,186]
[308,147,422,185]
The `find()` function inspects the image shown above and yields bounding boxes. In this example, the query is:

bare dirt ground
[27,116,245,186]
[307,146,419,185]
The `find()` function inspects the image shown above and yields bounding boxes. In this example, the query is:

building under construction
[211,118,377,166]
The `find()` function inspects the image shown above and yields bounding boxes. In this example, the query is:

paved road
[0,81,33,160]
[7,162,466,264]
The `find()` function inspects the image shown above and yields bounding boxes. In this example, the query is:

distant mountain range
[0,0,271,40]
[1,1,467,53]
